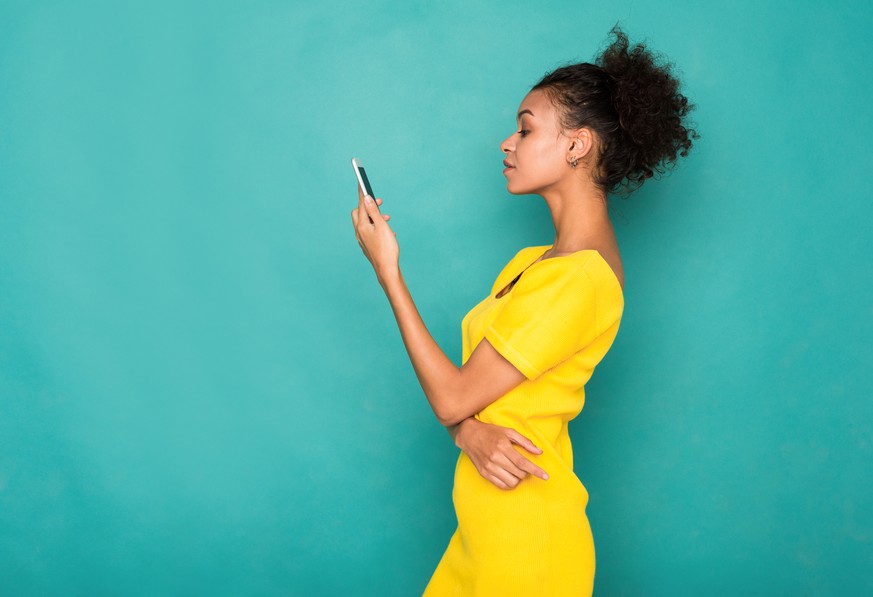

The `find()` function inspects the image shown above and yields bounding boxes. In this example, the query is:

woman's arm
[352,192,527,427]
[352,193,549,487]
[377,268,526,426]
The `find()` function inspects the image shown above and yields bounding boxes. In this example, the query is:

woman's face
[500,89,572,195]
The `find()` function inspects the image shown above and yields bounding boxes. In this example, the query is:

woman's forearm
[377,266,463,426]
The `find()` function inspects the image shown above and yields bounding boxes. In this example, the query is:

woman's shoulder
[522,250,625,333]
[493,245,623,303]
[528,247,619,282]
[559,250,624,296]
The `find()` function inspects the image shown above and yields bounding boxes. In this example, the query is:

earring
[571,139,583,168]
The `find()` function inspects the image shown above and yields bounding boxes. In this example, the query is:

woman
[351,25,697,596]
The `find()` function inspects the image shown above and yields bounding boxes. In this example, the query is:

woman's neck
[541,188,613,254]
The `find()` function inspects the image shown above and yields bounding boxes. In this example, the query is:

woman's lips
[503,161,514,174]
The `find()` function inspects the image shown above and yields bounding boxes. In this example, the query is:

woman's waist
[451,450,590,525]
[451,441,587,501]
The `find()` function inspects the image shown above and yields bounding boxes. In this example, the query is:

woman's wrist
[377,263,402,289]
[453,417,479,449]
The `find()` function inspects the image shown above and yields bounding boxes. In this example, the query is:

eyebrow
[517,109,534,120]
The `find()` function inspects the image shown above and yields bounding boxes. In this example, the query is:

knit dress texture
[422,245,624,596]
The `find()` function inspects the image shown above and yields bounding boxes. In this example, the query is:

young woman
[351,25,697,596]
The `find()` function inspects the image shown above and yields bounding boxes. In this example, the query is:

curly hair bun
[533,24,699,195]
[597,25,699,192]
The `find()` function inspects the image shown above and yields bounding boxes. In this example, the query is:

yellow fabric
[423,245,624,597]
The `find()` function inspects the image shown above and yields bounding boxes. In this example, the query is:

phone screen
[352,157,376,199]
[357,165,375,198]
[352,158,379,223]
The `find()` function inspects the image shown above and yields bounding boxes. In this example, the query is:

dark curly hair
[532,24,700,196]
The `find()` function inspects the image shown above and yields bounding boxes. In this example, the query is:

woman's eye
[517,129,530,137]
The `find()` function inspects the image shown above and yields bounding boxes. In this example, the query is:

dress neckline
[494,245,624,299]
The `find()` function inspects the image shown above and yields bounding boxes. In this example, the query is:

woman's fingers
[352,199,388,224]
[488,475,511,490]
[486,430,549,488]
[472,448,522,490]
[357,192,386,226]
[376,199,390,221]
[350,204,368,255]
[483,452,527,490]
[363,194,384,226]
[508,451,549,481]
[487,463,523,490]
[356,190,370,226]
[506,429,543,454]
[457,422,550,490]
[505,430,548,480]
[493,448,527,487]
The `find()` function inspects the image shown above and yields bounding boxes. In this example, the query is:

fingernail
[543,474,549,480]
[365,195,373,203]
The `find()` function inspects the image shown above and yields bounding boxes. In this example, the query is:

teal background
[1,0,871,595]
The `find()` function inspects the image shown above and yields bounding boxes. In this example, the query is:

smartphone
[351,157,380,224]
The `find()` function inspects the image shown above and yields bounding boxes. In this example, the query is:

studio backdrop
[1,1,871,595]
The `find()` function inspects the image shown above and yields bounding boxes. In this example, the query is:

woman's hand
[350,186,399,281]
[454,418,550,490]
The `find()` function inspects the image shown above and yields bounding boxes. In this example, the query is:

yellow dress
[423,245,624,597]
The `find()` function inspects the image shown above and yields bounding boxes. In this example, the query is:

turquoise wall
[2,1,871,595]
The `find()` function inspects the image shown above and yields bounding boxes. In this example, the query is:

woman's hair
[532,24,700,196]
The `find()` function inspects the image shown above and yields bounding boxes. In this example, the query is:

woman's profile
[351,24,698,596]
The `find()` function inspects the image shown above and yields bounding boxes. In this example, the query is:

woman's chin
[505,181,522,195]
[505,183,531,196]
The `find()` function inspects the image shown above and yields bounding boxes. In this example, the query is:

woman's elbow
[432,374,468,426]
[433,399,467,427]
[436,411,467,427]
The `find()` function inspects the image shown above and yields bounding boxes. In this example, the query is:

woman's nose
[500,134,514,154]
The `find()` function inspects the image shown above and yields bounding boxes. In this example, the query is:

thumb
[363,195,382,222]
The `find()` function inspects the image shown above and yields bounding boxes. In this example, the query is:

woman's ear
[568,128,596,162]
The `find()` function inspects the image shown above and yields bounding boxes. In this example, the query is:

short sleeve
[484,258,599,380]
